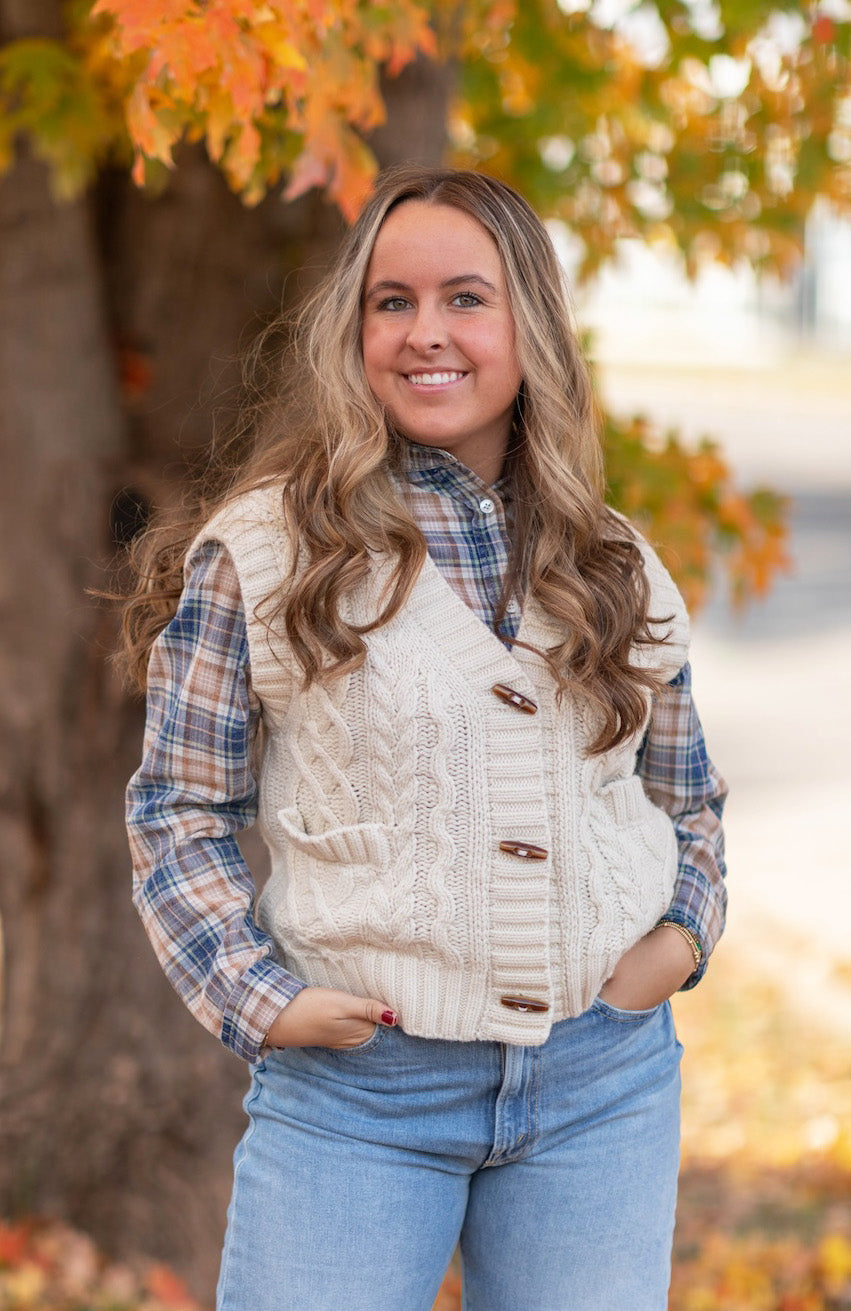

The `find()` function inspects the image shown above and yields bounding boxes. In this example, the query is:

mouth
[405,371,467,388]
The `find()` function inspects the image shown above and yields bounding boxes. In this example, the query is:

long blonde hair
[122,165,668,752]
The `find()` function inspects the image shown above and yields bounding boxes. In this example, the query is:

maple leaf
[86,0,442,216]
[126,81,178,165]
[255,24,309,74]
[91,0,189,50]
[146,1260,199,1307]
[328,123,377,220]
[0,1221,32,1268]
[283,147,331,201]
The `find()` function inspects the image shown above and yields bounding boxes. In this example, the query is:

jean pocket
[591,997,665,1023]
[324,1024,387,1057]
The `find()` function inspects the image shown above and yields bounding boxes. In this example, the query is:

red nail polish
[381,1010,397,1026]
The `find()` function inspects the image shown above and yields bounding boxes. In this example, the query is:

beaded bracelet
[658,919,702,969]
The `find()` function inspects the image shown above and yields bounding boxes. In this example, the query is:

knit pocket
[274,807,404,952]
[585,777,678,973]
[598,776,650,826]
[277,808,397,868]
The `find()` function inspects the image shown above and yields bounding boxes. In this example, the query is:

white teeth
[407,371,464,386]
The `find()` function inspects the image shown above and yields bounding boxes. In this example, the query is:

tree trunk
[0,4,453,1295]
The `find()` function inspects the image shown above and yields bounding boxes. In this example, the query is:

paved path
[599,352,851,1032]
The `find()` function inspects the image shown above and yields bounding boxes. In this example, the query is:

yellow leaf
[819,1232,851,1283]
[256,25,309,73]
[126,82,176,162]
[2,1262,47,1304]
[225,119,262,188]
[205,88,236,162]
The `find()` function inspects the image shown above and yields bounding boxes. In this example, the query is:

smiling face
[361,201,523,486]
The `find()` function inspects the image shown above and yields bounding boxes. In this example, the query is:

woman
[125,166,727,1310]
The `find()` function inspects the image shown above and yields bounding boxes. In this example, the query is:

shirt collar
[394,440,511,502]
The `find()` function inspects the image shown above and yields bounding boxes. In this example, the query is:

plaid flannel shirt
[127,444,727,1062]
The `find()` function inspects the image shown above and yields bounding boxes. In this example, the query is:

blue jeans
[217,999,682,1311]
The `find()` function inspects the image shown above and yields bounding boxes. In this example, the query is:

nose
[406,303,448,353]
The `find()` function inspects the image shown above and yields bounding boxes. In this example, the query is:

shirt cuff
[221,958,307,1063]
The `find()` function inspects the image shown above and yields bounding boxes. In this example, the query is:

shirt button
[478,497,495,514]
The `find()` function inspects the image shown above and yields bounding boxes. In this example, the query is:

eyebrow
[364,274,500,301]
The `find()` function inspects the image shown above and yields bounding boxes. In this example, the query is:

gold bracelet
[658,920,702,969]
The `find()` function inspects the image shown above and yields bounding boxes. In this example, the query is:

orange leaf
[145,1261,198,1308]
[91,0,189,50]
[328,125,377,221]
[0,1221,33,1267]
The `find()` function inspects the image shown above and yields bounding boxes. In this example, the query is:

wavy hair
[121,165,669,752]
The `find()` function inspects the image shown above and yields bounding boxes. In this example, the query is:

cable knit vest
[191,483,690,1045]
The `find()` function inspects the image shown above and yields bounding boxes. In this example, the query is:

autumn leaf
[145,1261,198,1307]
[0,1220,32,1267]
[83,0,439,215]
[282,148,332,202]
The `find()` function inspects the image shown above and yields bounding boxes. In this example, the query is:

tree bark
[0,145,333,1296]
[0,5,453,1296]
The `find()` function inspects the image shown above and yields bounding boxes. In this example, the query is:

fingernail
[381,1010,398,1026]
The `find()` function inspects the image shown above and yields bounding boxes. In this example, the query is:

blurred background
[587,228,851,994]
[1,1,850,1306]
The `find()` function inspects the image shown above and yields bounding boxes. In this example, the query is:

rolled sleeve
[126,542,305,1063]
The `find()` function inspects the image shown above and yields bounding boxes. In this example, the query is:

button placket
[481,628,553,1035]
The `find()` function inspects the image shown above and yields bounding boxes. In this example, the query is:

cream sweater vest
[193,483,690,1045]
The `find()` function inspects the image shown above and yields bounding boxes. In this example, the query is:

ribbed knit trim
[399,555,555,1034]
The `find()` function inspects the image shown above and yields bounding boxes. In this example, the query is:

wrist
[656,920,702,973]
[263,994,305,1049]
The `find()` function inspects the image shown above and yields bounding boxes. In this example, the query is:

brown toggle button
[501,995,550,1013]
[499,839,548,860]
[492,683,538,714]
